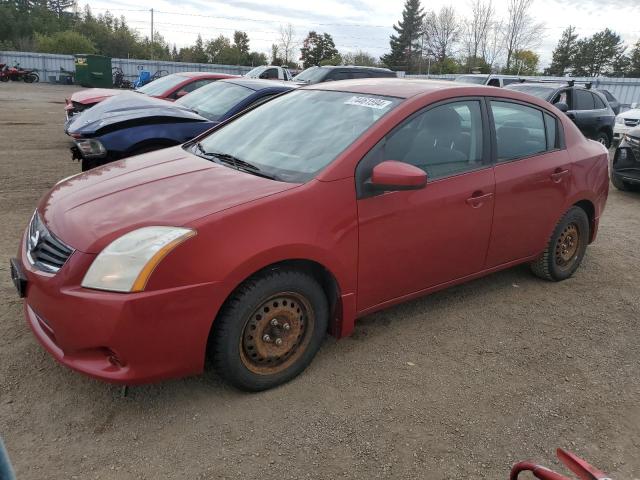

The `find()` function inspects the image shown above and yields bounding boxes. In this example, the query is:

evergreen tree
[546,26,578,76]
[381,0,424,73]
[299,31,338,68]
[572,29,626,76]
[628,40,640,77]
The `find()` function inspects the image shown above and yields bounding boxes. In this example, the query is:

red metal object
[64,72,236,116]
[511,448,611,480]
[16,79,610,384]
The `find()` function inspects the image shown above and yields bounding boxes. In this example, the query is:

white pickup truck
[244,65,292,81]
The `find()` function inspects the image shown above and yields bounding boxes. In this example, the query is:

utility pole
[150,8,154,43]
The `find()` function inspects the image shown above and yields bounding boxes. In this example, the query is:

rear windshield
[504,84,555,100]
[455,75,486,85]
[176,81,254,121]
[137,74,187,96]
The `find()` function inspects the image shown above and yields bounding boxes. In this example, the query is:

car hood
[619,108,640,120]
[67,92,206,135]
[38,146,299,253]
[69,88,123,105]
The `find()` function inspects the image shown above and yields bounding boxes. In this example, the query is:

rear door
[569,89,598,139]
[485,99,571,267]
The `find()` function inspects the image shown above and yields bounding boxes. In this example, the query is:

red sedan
[12,79,609,391]
[64,71,236,119]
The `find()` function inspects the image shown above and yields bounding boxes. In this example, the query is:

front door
[356,99,495,312]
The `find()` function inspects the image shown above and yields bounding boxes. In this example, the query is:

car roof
[314,65,393,72]
[306,78,488,99]
[221,77,295,91]
[176,72,236,79]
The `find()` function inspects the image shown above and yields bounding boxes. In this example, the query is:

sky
[84,0,640,68]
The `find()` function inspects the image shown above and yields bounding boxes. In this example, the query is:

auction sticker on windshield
[344,96,393,109]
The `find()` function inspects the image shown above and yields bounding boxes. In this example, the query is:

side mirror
[175,90,189,98]
[369,160,427,192]
[555,102,569,112]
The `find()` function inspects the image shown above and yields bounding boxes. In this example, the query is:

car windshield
[197,89,401,182]
[245,66,266,78]
[176,81,254,121]
[505,84,555,100]
[292,67,327,83]
[455,75,486,85]
[136,74,187,96]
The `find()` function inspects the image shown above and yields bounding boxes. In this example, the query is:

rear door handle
[466,192,493,208]
[550,169,570,183]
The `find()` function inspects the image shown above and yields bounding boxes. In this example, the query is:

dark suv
[505,82,615,147]
[292,65,397,84]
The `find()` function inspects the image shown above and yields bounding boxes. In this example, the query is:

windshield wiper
[193,143,279,180]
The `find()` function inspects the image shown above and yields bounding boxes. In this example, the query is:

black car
[611,127,640,191]
[292,65,396,84]
[505,81,615,147]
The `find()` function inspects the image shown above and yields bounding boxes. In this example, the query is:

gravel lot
[0,82,639,479]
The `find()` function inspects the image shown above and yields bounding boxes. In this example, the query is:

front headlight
[615,116,624,124]
[75,138,106,158]
[81,226,196,292]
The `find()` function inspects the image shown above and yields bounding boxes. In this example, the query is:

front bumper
[15,235,222,385]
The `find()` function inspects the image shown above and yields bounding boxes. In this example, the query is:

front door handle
[466,192,493,208]
[550,169,570,183]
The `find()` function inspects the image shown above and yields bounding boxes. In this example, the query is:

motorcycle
[512,448,611,480]
[112,66,132,89]
[0,63,39,83]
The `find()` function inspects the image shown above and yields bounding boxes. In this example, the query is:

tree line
[381,0,639,77]
[0,1,269,65]
[546,26,640,77]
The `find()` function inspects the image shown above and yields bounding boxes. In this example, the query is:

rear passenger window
[574,90,595,110]
[491,101,547,161]
[593,93,606,109]
[363,100,485,181]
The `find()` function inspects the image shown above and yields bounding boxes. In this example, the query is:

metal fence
[407,74,640,108]
[2,51,640,108]
[0,51,253,83]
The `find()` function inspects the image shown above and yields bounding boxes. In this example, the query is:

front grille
[26,212,74,273]
[624,118,640,127]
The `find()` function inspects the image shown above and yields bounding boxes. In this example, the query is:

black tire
[611,173,630,191]
[81,157,104,171]
[595,131,610,148]
[211,268,328,391]
[530,206,590,281]
[23,72,38,83]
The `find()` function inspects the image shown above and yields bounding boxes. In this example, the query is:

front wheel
[211,269,328,391]
[530,206,590,281]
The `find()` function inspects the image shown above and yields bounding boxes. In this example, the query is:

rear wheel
[595,131,610,148]
[23,72,38,83]
[211,269,328,391]
[530,206,589,281]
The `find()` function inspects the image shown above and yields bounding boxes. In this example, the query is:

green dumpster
[74,54,113,88]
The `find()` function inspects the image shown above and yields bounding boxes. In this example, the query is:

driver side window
[357,100,485,193]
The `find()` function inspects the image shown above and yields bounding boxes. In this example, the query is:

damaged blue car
[66,78,294,171]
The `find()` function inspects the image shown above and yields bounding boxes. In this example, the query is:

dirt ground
[0,82,639,480]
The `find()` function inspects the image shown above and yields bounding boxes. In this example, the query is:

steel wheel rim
[555,222,581,271]
[239,292,315,375]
